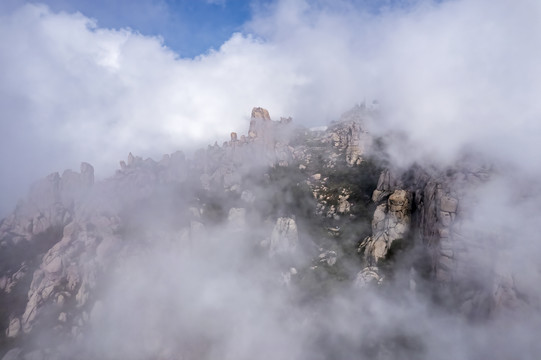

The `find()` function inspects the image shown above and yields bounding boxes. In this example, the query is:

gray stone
[6,318,20,338]
[438,255,454,271]
[44,256,62,274]
[355,267,382,287]
[439,211,452,226]
[319,251,337,266]
[58,312,67,323]
[440,249,454,258]
[269,217,298,256]
[228,208,246,228]
[440,196,458,213]
[80,162,94,187]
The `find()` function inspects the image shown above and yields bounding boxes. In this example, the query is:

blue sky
[2,0,258,57]
[1,0,418,57]
[38,0,259,57]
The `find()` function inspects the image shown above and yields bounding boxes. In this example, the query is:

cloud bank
[1,0,540,210]
[2,1,541,358]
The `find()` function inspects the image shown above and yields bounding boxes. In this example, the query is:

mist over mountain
[2,0,540,217]
[0,105,540,359]
[2,0,541,359]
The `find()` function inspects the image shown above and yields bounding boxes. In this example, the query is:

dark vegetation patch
[258,153,384,301]
[198,188,241,226]
[315,157,382,255]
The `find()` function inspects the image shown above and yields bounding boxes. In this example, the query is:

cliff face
[0,106,537,359]
[0,107,327,358]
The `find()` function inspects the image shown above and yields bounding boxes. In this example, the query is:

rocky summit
[0,106,538,359]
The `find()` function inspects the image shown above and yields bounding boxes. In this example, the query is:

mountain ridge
[0,106,536,359]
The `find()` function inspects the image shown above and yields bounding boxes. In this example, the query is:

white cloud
[0,3,300,213]
[247,0,541,170]
[2,1,541,357]
[1,0,541,212]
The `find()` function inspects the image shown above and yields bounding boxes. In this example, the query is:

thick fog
[0,0,541,212]
[2,0,541,358]
[1,0,541,212]
[66,181,541,360]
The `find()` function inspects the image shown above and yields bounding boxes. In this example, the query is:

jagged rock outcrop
[0,152,197,354]
[227,208,246,230]
[0,163,98,347]
[0,105,532,359]
[196,107,294,192]
[269,217,299,256]
[248,107,271,139]
[359,166,465,284]
[328,105,372,166]
[18,214,121,336]
[0,107,306,357]
[361,189,411,267]
[357,160,529,317]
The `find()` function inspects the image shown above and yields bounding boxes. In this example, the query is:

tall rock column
[269,217,299,257]
[357,186,412,286]
[362,190,411,264]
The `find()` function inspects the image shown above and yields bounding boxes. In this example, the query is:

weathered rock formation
[0,107,308,358]
[360,189,411,267]
[357,159,530,317]
[328,105,372,166]
[196,107,295,192]
[269,217,299,256]
[0,105,535,359]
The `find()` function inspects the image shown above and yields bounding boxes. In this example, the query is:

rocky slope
[357,160,529,316]
[0,106,537,359]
